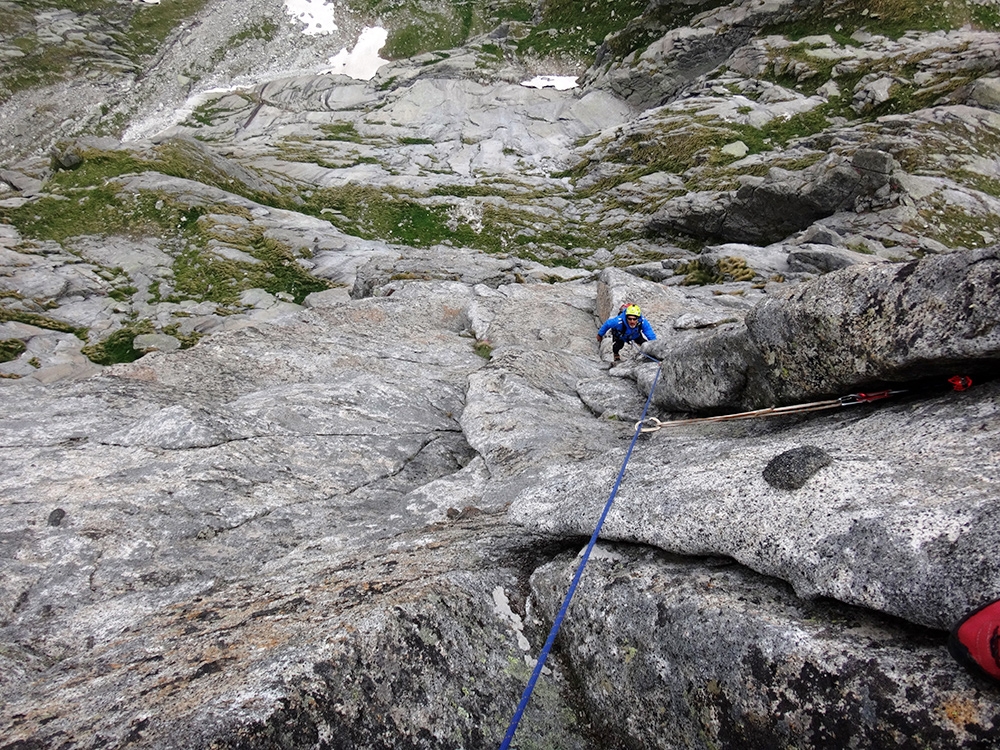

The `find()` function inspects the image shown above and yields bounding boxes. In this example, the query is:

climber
[596,303,657,363]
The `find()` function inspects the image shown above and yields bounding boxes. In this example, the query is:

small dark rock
[47,508,67,526]
[763,446,832,490]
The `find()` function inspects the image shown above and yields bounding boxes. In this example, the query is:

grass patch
[2,0,213,103]
[124,0,213,58]
[0,308,87,338]
[0,186,206,243]
[762,0,1000,41]
[515,0,647,60]
[168,245,242,306]
[168,224,332,306]
[600,0,732,61]
[219,19,278,57]
[908,200,1000,250]
[675,256,756,285]
[344,0,485,60]
[81,321,154,365]
[162,323,203,349]
[732,107,833,151]
[301,186,461,247]
[0,339,27,363]
[318,123,363,142]
[242,235,333,304]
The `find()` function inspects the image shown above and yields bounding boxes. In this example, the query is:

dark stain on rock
[763,446,832,490]
[190,659,229,680]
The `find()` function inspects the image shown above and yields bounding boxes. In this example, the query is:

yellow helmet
[625,305,641,317]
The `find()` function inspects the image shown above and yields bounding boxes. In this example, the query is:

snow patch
[322,27,389,81]
[284,0,337,36]
[520,75,578,91]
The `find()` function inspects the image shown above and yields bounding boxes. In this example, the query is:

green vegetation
[338,0,662,63]
[123,0,214,58]
[185,95,249,129]
[515,0,646,58]
[109,284,139,302]
[1,0,212,103]
[566,106,834,197]
[81,321,154,365]
[675,256,756,285]
[0,339,27,363]
[301,185,462,247]
[0,184,205,243]
[906,199,1000,250]
[216,19,279,63]
[318,123,364,143]
[732,108,834,152]
[344,0,487,60]
[473,340,494,359]
[297,183,610,264]
[168,225,332,306]
[0,141,331,309]
[161,324,203,350]
[763,0,1000,41]
[0,308,87,338]
[593,0,731,62]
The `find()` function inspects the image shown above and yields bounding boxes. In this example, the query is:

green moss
[161,323,203,349]
[165,223,332,306]
[2,0,213,103]
[0,339,27,364]
[109,284,139,302]
[2,40,79,99]
[243,235,333,304]
[473,340,493,359]
[0,308,87,338]
[168,245,242,306]
[734,108,833,151]
[81,321,154,365]
[185,95,245,128]
[971,4,1000,30]
[300,186,451,247]
[478,42,504,59]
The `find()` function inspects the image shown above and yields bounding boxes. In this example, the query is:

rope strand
[498,359,663,749]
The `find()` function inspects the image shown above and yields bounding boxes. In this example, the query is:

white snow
[322,27,390,81]
[520,75,579,91]
[284,0,337,36]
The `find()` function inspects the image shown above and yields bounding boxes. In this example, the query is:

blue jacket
[598,313,656,343]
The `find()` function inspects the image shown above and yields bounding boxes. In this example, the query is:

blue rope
[498,358,663,749]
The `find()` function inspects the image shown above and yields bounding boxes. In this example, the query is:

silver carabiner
[635,417,662,434]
